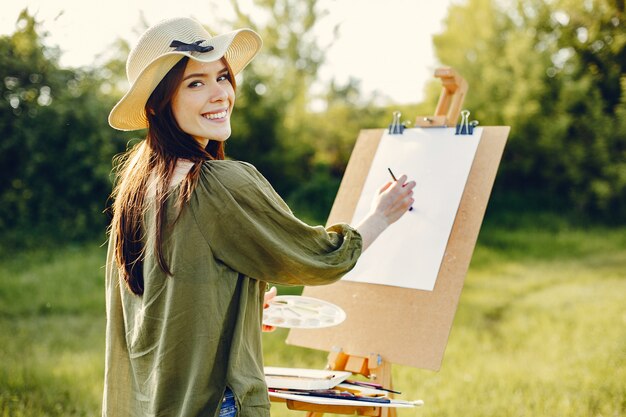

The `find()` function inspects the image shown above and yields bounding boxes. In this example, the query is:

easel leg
[380,407,397,417]
[369,357,397,417]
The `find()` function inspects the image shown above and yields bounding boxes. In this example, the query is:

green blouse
[103,160,362,417]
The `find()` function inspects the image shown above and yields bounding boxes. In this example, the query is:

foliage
[432,0,626,220]
[2,0,626,251]
[0,11,128,251]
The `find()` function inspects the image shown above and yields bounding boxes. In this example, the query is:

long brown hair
[110,57,226,295]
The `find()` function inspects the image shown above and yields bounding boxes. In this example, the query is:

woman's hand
[356,174,415,251]
[370,175,415,226]
[262,286,277,332]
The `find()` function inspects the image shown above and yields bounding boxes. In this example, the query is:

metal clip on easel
[388,111,405,135]
[455,110,479,135]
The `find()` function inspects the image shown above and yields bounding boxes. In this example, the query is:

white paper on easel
[344,127,483,291]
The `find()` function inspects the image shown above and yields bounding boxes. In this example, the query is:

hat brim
[108,29,261,131]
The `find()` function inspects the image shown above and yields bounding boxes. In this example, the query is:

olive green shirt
[103,160,362,417]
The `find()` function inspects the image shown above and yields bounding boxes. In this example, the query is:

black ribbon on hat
[169,40,214,53]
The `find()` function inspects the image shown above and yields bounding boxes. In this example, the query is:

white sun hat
[108,17,262,131]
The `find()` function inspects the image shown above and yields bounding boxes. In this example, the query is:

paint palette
[263,296,346,329]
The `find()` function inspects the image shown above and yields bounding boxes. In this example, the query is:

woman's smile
[202,109,228,120]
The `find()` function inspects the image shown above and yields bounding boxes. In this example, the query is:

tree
[0,10,128,249]
[432,0,626,220]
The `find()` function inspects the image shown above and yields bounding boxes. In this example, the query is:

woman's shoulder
[199,159,264,190]
[201,159,259,176]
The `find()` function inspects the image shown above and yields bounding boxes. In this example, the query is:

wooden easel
[274,67,509,416]
[414,67,467,127]
[270,349,397,417]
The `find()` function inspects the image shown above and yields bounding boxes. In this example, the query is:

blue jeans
[219,388,237,417]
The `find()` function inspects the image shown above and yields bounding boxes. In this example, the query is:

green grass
[0,244,106,416]
[1,225,624,416]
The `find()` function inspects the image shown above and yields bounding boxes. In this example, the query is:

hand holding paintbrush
[387,168,414,211]
[355,169,416,251]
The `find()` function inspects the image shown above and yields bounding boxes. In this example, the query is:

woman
[103,17,415,417]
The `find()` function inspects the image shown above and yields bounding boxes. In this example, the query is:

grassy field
[1,223,625,416]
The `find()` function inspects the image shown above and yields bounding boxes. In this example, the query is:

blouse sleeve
[189,161,362,286]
